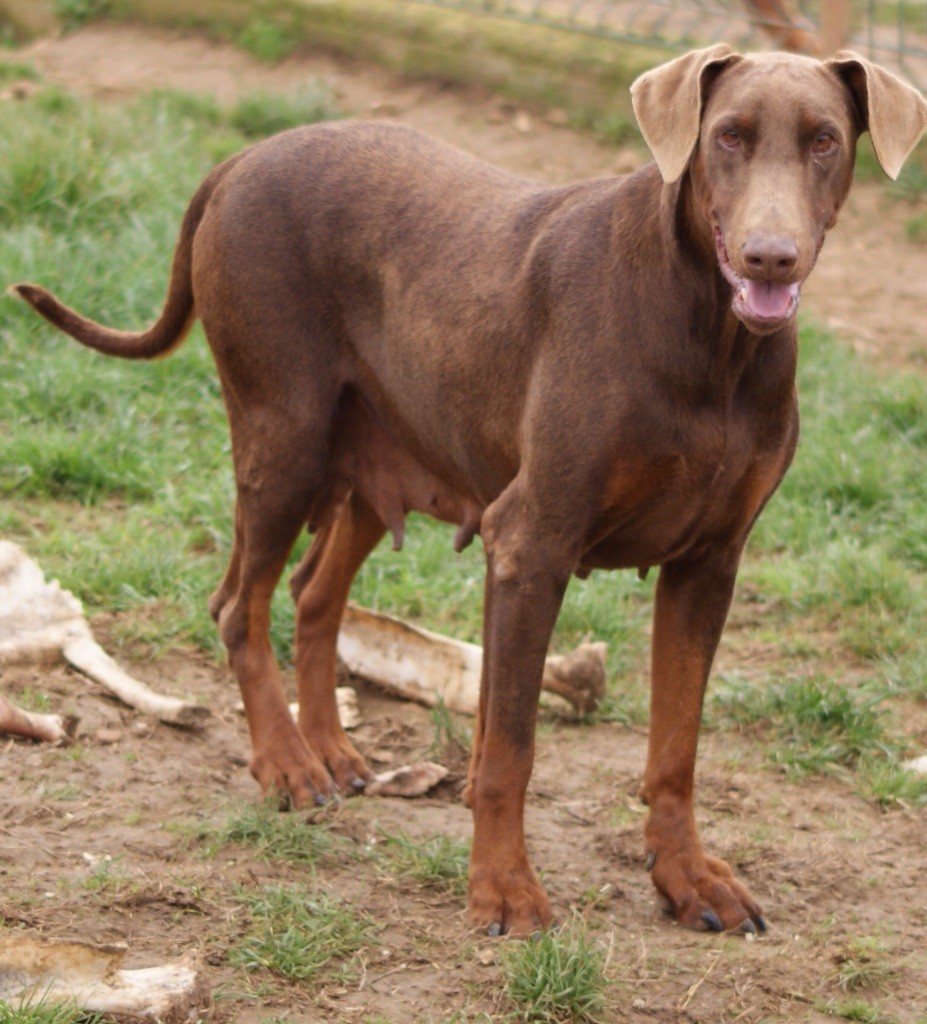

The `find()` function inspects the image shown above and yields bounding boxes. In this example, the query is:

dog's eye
[718,128,741,150]
[812,132,836,156]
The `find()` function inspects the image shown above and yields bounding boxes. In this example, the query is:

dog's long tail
[9,158,237,360]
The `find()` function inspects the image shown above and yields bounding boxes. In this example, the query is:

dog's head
[631,46,927,335]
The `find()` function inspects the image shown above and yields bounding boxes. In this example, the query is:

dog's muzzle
[714,227,801,334]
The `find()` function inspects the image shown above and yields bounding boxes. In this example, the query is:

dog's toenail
[314,793,328,806]
[487,922,502,937]
[351,776,367,790]
[741,919,756,935]
[701,909,724,932]
[645,851,656,872]
[755,915,769,933]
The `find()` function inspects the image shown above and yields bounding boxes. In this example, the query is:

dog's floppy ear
[827,51,927,180]
[631,44,742,184]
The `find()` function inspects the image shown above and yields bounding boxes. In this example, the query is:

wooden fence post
[820,0,851,54]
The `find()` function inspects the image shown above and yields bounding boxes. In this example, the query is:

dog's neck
[643,167,797,392]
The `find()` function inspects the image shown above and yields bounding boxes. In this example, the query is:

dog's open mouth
[714,227,800,332]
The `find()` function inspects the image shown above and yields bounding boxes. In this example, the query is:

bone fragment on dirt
[366,761,449,797]
[338,603,607,716]
[0,693,77,745]
[905,754,927,775]
[332,685,361,729]
[0,541,209,730]
[237,688,359,729]
[0,935,207,1024]
[280,688,360,729]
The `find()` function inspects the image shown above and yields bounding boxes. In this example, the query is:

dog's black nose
[742,235,799,280]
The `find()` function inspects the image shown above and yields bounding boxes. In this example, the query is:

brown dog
[13,46,927,937]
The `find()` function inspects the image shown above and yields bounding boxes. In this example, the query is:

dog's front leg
[642,548,766,934]
[465,493,575,937]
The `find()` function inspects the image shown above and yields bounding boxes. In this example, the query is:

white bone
[283,687,360,729]
[366,761,449,797]
[0,542,209,730]
[62,635,210,728]
[0,935,206,1023]
[0,693,77,744]
[338,603,606,716]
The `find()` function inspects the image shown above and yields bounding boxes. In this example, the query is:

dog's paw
[298,722,371,795]
[467,863,553,937]
[320,740,370,795]
[249,732,338,809]
[648,849,767,935]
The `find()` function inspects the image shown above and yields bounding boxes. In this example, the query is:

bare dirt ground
[2,24,927,1024]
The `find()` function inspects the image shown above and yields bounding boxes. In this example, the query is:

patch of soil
[3,649,927,1022]
[2,23,927,1024]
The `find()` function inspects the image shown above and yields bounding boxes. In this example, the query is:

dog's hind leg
[289,493,386,792]
[214,397,343,808]
[462,563,496,811]
[208,501,242,625]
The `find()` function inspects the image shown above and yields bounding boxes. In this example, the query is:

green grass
[904,210,927,244]
[834,937,899,994]
[854,134,927,196]
[711,674,893,778]
[742,322,927,695]
[12,686,52,712]
[429,698,473,754]
[82,855,125,892]
[229,883,372,982]
[0,999,103,1024]
[53,0,111,32]
[856,756,927,807]
[229,85,341,138]
[374,829,470,894]
[0,82,338,657]
[237,15,299,64]
[500,919,607,1023]
[0,60,38,81]
[823,998,897,1024]
[196,799,349,865]
[43,782,81,801]
[712,671,927,805]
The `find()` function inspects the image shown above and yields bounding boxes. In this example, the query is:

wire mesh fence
[407,0,927,88]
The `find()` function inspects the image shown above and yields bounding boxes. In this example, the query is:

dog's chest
[585,401,791,569]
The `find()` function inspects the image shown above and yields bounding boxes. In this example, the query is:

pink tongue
[744,279,793,319]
